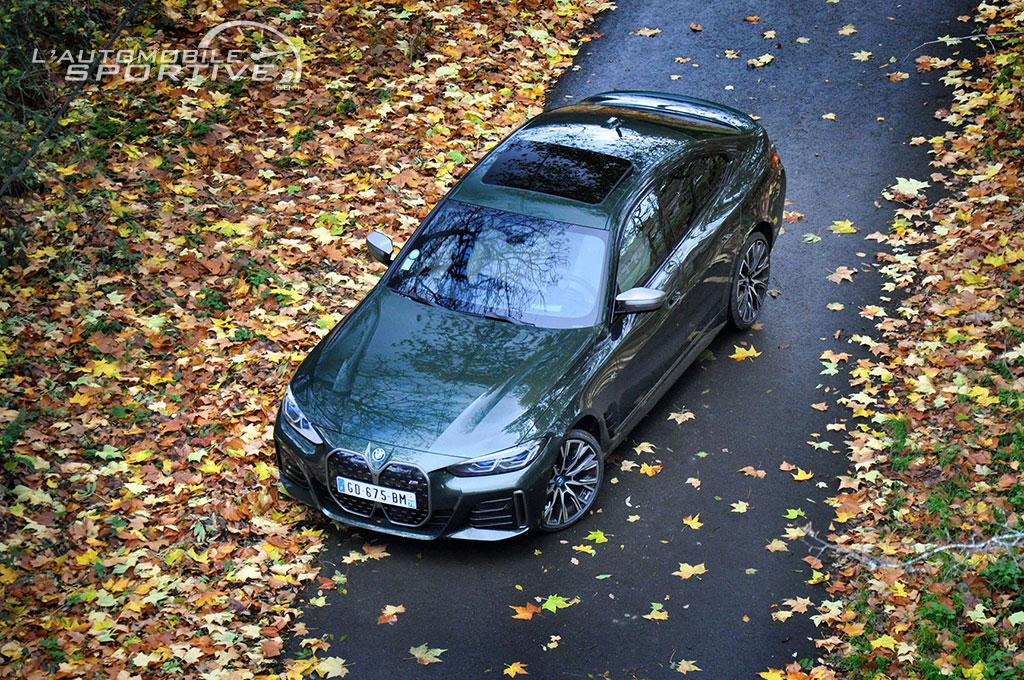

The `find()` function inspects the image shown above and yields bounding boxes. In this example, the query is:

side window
[658,155,729,245]
[616,193,666,291]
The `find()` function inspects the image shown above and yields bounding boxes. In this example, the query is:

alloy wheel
[735,238,770,325]
[541,435,602,530]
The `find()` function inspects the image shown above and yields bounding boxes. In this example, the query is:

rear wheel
[728,232,771,330]
[540,429,603,531]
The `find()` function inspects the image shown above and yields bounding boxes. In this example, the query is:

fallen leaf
[675,659,702,674]
[851,50,873,61]
[672,562,707,580]
[738,466,766,478]
[504,662,529,677]
[829,219,856,234]
[510,603,542,620]
[810,402,829,411]
[377,604,406,625]
[838,23,857,35]
[643,602,669,620]
[409,644,446,665]
[729,345,762,361]
[317,657,350,678]
[685,477,701,488]
[640,463,662,476]
[765,539,789,552]
[790,468,814,481]
[731,501,750,513]
[826,266,856,284]
[682,514,703,530]
[689,22,702,32]
[668,410,695,424]
[747,53,775,68]
[822,112,837,120]
[636,27,662,37]
[891,176,929,196]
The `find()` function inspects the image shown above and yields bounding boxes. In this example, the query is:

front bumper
[273,412,554,541]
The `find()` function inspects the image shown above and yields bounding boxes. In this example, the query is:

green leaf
[447,150,466,164]
[802,233,821,243]
[585,530,608,543]
[1007,611,1024,625]
[541,594,577,612]
[783,507,806,519]
[95,445,123,460]
[595,574,612,580]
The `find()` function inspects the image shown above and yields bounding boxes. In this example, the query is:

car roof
[448,91,762,230]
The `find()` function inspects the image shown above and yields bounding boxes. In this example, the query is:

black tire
[540,429,604,531]
[728,231,771,330]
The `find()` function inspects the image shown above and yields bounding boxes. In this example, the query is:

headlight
[282,385,324,445]
[447,439,544,476]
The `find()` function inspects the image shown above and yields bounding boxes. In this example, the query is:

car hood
[292,287,598,459]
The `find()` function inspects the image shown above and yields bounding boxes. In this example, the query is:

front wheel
[728,232,771,330]
[540,429,603,531]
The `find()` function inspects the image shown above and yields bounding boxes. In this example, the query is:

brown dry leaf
[377,604,406,625]
[738,466,767,478]
[827,266,856,284]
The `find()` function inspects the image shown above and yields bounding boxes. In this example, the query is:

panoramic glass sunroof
[481,140,632,205]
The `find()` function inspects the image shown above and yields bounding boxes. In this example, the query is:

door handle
[720,231,733,243]
[669,291,683,307]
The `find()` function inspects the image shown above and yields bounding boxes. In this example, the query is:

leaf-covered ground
[0,1,609,677]
[771,1,1024,678]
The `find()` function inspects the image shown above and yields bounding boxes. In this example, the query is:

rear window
[481,140,632,205]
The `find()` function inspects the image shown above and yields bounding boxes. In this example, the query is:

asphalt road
[290,2,971,677]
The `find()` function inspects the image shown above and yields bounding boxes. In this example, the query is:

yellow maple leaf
[682,514,703,530]
[316,656,350,678]
[639,463,662,477]
[870,634,897,652]
[675,659,701,674]
[759,670,784,680]
[672,562,707,580]
[91,358,120,378]
[791,467,814,481]
[633,442,655,454]
[643,602,668,620]
[829,219,856,234]
[731,501,750,513]
[573,544,595,555]
[504,662,529,677]
[729,345,762,361]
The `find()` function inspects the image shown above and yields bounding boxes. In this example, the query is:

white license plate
[336,476,417,509]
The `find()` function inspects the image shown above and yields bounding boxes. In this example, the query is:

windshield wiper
[395,287,443,309]
[479,310,535,327]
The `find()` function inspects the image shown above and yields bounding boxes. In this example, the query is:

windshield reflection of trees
[389,201,582,325]
[308,291,589,451]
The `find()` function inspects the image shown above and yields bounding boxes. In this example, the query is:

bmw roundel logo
[369,447,387,465]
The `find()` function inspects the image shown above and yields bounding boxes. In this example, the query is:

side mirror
[366,230,394,265]
[615,287,666,314]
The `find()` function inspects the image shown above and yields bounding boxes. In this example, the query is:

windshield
[387,200,608,329]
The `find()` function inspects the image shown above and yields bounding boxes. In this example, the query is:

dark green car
[274,91,785,540]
